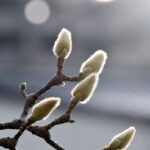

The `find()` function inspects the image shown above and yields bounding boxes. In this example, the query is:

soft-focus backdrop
[0,0,150,149]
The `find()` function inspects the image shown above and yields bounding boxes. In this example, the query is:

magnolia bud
[71,74,98,104]
[19,82,27,91]
[29,97,61,123]
[80,50,107,76]
[53,28,72,59]
[108,127,136,150]
[80,67,94,79]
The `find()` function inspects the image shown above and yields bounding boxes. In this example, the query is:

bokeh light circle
[24,0,50,25]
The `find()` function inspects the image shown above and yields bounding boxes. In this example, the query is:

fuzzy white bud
[71,74,98,104]
[53,28,72,59]
[108,127,136,150]
[80,50,107,77]
[29,97,61,123]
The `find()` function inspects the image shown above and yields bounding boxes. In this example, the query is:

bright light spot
[95,0,115,3]
[24,0,50,25]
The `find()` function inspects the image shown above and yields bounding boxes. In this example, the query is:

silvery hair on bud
[80,50,107,75]
[30,97,61,122]
[53,28,72,59]
[71,73,99,104]
[109,127,136,150]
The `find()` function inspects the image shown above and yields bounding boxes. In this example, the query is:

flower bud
[29,97,61,123]
[19,82,27,91]
[80,50,107,76]
[80,67,94,79]
[71,74,98,104]
[53,28,72,59]
[108,127,136,150]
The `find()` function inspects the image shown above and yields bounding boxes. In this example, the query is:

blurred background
[0,0,150,149]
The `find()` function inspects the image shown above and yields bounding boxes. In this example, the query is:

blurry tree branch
[0,28,135,150]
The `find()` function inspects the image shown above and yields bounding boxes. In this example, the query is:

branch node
[28,126,50,140]
[20,93,38,119]
[0,137,17,150]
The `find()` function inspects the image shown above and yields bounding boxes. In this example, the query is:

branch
[0,29,109,150]
[20,57,82,120]
[46,139,65,150]
[0,137,17,150]
[0,85,81,150]
[0,66,82,150]
[0,119,24,130]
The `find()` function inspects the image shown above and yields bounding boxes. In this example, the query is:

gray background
[0,0,150,149]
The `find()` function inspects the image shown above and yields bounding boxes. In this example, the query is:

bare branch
[46,139,65,150]
[0,119,24,130]
[0,29,109,150]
